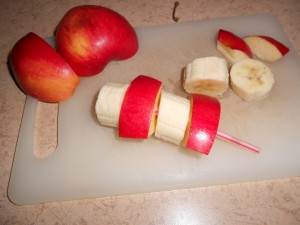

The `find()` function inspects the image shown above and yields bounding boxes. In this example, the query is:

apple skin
[258,36,289,55]
[185,94,221,155]
[244,35,289,62]
[56,5,139,77]
[119,75,162,139]
[217,29,253,65]
[10,32,80,103]
[218,29,253,57]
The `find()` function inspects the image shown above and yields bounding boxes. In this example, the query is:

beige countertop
[1,0,300,224]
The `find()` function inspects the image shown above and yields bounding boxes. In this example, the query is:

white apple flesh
[217,29,253,65]
[244,35,289,62]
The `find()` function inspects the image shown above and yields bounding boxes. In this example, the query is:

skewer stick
[154,110,260,153]
[217,131,260,153]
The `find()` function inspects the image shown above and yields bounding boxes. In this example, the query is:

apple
[10,32,80,103]
[244,35,289,62]
[183,94,221,155]
[217,29,253,65]
[119,75,162,138]
[56,5,139,76]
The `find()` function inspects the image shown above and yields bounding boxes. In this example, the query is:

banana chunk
[95,82,129,127]
[230,59,275,101]
[155,91,191,145]
[183,56,229,97]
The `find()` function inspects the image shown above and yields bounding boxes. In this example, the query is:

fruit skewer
[96,75,260,155]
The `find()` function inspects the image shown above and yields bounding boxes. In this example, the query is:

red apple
[119,75,162,138]
[183,94,221,155]
[56,5,139,76]
[10,32,80,103]
[244,35,289,62]
[217,29,253,65]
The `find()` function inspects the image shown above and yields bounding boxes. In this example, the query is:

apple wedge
[183,94,221,155]
[217,29,253,65]
[10,32,79,103]
[244,35,289,62]
[119,75,162,138]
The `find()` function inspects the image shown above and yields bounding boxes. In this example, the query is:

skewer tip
[217,130,260,153]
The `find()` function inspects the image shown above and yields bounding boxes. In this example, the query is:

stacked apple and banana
[184,29,289,101]
[95,29,289,154]
[96,75,221,155]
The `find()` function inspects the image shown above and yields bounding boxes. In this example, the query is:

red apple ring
[119,75,162,138]
[184,94,221,155]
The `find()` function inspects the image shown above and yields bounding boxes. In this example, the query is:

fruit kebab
[95,75,260,155]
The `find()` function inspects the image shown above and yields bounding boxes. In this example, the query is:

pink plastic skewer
[217,131,260,153]
[154,109,260,153]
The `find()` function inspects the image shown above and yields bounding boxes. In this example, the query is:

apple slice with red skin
[10,32,79,103]
[119,75,162,139]
[217,29,253,65]
[56,5,139,77]
[244,35,289,62]
[183,94,221,155]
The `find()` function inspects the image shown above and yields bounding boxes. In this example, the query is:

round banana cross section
[230,59,275,101]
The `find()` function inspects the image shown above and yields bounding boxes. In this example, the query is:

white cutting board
[8,14,300,205]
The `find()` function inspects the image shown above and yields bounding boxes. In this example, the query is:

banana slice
[155,91,190,145]
[95,82,129,127]
[183,56,229,97]
[230,59,275,101]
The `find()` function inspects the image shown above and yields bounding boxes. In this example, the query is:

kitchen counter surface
[1,0,299,224]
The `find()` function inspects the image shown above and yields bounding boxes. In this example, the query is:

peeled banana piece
[95,81,191,146]
[155,91,191,145]
[95,82,191,146]
[184,56,229,97]
[95,82,129,127]
[230,59,275,101]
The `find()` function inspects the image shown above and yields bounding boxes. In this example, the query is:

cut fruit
[244,35,289,62]
[184,56,229,97]
[95,76,260,155]
[119,75,162,138]
[10,32,79,103]
[217,29,253,65]
[55,5,138,76]
[183,94,221,155]
[95,82,129,127]
[230,58,275,101]
[155,91,191,145]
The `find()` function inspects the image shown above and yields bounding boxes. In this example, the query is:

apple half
[119,75,162,138]
[182,94,221,155]
[244,35,289,62]
[217,29,253,65]
[10,32,79,103]
[56,5,139,77]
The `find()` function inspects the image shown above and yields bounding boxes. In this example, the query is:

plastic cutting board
[8,14,300,205]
